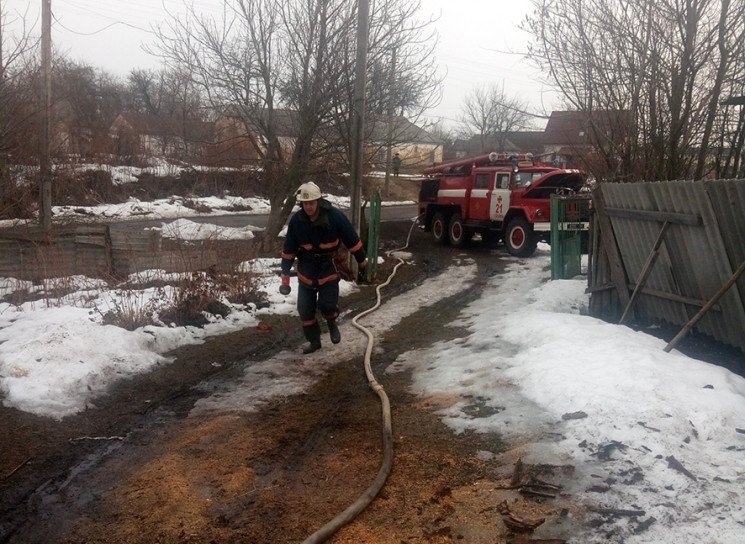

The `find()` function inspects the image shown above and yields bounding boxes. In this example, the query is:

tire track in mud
[3,228,582,544]
[186,253,480,417]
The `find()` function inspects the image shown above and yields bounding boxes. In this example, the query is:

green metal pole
[363,190,381,282]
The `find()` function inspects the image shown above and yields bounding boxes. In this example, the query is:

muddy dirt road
[15,216,745,543]
[1,221,586,544]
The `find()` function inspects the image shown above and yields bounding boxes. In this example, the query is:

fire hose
[300,217,419,544]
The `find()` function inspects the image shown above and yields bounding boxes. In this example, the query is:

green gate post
[550,194,589,280]
[363,190,381,282]
[550,194,562,280]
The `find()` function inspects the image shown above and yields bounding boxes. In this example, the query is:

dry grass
[3,242,268,332]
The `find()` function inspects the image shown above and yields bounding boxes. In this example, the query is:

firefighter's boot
[328,319,341,344]
[302,322,322,354]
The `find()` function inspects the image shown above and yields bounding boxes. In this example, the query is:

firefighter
[279,182,368,354]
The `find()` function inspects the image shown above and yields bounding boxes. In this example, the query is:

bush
[99,288,164,330]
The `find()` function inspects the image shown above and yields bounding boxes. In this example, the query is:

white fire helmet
[296,182,322,202]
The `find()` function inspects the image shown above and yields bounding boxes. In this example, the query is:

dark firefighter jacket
[281,199,366,288]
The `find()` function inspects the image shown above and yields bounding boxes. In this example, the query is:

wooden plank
[586,282,616,294]
[74,235,108,246]
[633,286,718,310]
[604,207,702,226]
[592,187,631,310]
[619,221,671,325]
[587,210,598,286]
[0,225,113,279]
[665,259,745,352]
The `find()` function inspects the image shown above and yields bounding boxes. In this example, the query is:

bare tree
[694,0,742,179]
[458,84,531,151]
[0,4,39,216]
[458,86,492,149]
[52,59,128,157]
[127,69,167,115]
[151,0,441,249]
[150,0,353,249]
[354,0,442,175]
[362,1,442,121]
[717,94,745,179]
[524,0,745,182]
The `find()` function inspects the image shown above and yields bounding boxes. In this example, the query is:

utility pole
[350,0,369,234]
[0,0,4,73]
[39,0,52,229]
[0,0,6,208]
[384,46,396,198]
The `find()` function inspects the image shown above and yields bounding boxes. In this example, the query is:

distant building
[214,110,442,172]
[109,109,442,172]
[445,132,544,162]
[366,115,443,172]
[434,110,631,174]
[543,110,630,170]
[109,113,214,161]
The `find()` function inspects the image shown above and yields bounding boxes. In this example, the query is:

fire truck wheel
[505,217,538,257]
[448,213,469,247]
[431,212,448,244]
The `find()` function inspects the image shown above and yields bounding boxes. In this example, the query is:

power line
[58,0,224,24]
[49,0,229,39]
[51,14,153,37]
[58,0,170,21]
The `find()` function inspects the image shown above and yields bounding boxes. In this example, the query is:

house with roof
[212,115,260,167]
[212,110,442,173]
[444,131,545,162]
[542,110,630,170]
[211,108,304,167]
[428,110,631,173]
[109,113,214,161]
[365,115,443,172]
[110,107,442,172]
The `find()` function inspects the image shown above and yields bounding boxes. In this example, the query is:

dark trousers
[297,281,340,323]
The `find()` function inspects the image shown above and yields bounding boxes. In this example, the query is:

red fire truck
[417,152,587,257]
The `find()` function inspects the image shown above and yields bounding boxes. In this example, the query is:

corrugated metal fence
[589,179,745,352]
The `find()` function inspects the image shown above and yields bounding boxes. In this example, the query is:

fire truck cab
[417,152,587,257]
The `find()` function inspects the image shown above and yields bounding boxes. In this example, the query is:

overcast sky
[3,0,559,128]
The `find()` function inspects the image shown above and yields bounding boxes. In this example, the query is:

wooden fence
[0,225,116,280]
[0,223,256,282]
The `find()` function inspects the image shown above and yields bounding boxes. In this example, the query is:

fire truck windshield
[514,172,546,188]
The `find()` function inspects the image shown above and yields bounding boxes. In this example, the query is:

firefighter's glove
[357,259,368,284]
[279,274,291,296]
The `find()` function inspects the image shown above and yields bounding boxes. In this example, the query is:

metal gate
[550,194,592,280]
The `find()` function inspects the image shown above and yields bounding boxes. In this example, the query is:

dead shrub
[182,198,213,213]
[132,168,263,201]
[158,272,227,327]
[51,167,131,206]
[214,267,270,308]
[0,180,36,220]
[99,288,164,331]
